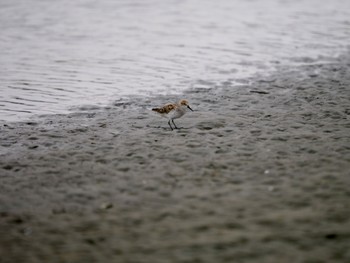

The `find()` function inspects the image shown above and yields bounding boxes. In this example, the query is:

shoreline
[1,54,350,262]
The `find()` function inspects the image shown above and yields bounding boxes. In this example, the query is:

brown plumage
[152,103,176,114]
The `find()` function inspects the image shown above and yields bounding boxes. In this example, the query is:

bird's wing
[152,103,177,114]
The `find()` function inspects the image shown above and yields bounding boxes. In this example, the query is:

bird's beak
[187,105,193,111]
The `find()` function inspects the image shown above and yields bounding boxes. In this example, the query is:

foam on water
[0,0,349,121]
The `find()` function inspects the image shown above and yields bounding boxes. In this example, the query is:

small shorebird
[152,99,193,130]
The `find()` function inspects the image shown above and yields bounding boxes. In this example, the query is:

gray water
[1,0,349,122]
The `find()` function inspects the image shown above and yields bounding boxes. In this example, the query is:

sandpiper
[152,99,193,130]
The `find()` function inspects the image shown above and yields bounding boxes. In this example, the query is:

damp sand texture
[1,57,350,263]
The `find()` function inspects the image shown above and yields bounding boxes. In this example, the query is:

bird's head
[179,99,193,111]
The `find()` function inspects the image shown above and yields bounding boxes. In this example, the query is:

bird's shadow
[146,125,191,131]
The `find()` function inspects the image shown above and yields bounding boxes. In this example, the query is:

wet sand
[1,55,350,263]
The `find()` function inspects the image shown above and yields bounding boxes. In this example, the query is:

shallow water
[0,0,349,122]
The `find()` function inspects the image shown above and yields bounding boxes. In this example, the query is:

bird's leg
[172,119,178,129]
[168,120,173,131]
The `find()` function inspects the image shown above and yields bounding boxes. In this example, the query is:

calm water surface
[1,0,349,121]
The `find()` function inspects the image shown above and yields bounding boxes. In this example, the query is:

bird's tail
[152,108,166,113]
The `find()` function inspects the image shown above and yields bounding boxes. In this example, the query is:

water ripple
[1,0,349,121]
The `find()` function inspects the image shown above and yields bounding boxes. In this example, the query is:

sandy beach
[1,54,350,262]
